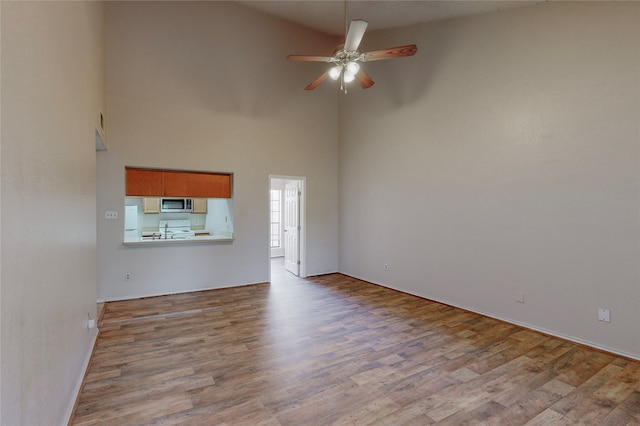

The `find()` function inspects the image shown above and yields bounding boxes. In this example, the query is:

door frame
[268,175,306,280]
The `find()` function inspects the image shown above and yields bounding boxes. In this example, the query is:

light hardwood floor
[72,260,640,425]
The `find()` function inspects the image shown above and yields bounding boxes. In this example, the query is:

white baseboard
[64,327,99,425]
[343,272,640,362]
[100,280,267,303]
[427,294,640,361]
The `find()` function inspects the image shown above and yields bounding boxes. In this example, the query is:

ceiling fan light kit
[287,18,417,93]
[346,62,359,75]
[329,66,342,80]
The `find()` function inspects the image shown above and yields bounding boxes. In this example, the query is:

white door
[284,182,300,275]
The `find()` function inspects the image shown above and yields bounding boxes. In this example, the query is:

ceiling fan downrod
[342,0,349,94]
[344,0,348,41]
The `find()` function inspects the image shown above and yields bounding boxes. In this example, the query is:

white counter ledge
[123,234,234,246]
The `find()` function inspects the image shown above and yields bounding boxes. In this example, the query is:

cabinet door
[126,168,163,196]
[163,171,231,198]
[143,197,160,214]
[192,198,208,214]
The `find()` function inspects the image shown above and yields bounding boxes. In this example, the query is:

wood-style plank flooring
[72,259,640,425]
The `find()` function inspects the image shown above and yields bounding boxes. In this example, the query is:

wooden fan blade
[355,69,374,89]
[363,44,417,61]
[305,71,329,91]
[287,55,334,62]
[344,20,368,51]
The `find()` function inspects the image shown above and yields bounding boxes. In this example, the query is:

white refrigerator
[124,205,139,240]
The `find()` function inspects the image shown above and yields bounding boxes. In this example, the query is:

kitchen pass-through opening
[269,176,305,281]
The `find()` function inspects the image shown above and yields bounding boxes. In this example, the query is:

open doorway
[269,176,305,282]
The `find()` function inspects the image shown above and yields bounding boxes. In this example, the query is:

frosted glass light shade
[345,61,359,75]
[329,66,342,80]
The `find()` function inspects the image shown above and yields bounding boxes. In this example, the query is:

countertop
[124,232,234,246]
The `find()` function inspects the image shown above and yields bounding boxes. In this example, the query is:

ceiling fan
[287,16,417,92]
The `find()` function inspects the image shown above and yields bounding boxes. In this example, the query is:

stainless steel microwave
[160,198,193,213]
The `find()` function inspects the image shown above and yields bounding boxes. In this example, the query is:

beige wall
[339,2,640,358]
[2,3,638,422]
[98,2,339,300]
[1,1,104,424]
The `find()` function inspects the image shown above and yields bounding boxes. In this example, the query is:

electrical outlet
[105,211,118,219]
[125,272,131,281]
[598,308,611,323]
[384,264,389,271]
[516,292,524,303]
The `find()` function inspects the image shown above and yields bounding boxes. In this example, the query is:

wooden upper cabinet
[125,167,231,198]
[126,168,163,196]
[163,171,231,198]
[142,197,161,214]
[192,198,208,214]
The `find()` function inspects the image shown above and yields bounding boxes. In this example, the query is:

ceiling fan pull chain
[342,70,347,94]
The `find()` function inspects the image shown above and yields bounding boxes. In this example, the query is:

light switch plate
[105,211,118,219]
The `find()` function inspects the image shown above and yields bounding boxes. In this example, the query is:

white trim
[268,175,307,279]
[343,272,640,362]
[100,280,267,303]
[64,327,99,425]
[269,187,284,258]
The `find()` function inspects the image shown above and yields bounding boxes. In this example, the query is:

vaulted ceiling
[237,0,536,36]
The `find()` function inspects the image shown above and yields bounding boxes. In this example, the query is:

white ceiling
[237,0,537,36]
